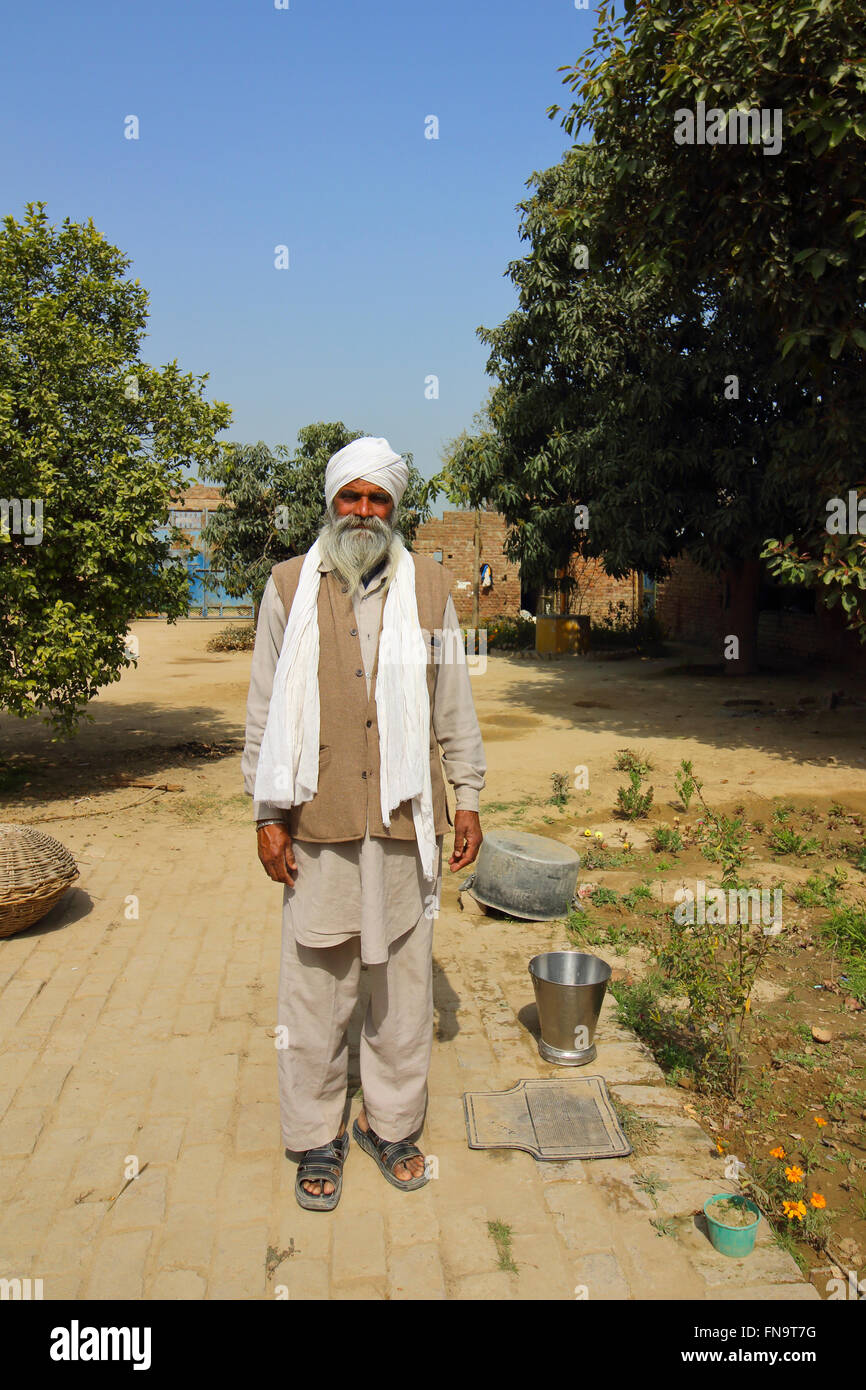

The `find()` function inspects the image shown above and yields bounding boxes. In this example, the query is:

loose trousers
[277,905,435,1151]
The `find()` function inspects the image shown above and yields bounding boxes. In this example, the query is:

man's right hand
[257,823,298,886]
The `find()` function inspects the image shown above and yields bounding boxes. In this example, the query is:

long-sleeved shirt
[242,555,486,823]
[241,551,486,962]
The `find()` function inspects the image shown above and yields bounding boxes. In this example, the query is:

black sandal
[295,1131,349,1211]
[352,1117,429,1191]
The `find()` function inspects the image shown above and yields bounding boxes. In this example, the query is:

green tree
[461,145,823,668]
[200,421,437,616]
[0,202,231,735]
[458,0,866,667]
[547,0,866,641]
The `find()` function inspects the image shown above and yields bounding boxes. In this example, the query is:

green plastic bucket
[703,1195,761,1257]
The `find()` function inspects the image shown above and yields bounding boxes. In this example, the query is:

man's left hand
[448,809,482,873]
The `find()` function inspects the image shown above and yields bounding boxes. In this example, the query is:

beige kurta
[242,554,486,965]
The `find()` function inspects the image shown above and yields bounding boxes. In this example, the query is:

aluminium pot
[457,829,581,921]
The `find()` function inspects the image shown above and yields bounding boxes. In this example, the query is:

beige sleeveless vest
[269,550,454,843]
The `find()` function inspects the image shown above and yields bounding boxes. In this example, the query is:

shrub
[652,826,683,854]
[674,759,697,812]
[470,615,535,651]
[206,625,256,652]
[591,886,619,906]
[590,601,669,654]
[769,827,819,857]
[616,768,654,820]
[791,869,847,907]
[614,747,654,776]
[549,772,571,807]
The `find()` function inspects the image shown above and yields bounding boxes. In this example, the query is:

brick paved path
[0,811,819,1301]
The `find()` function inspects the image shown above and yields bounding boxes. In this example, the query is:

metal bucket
[528,951,611,1065]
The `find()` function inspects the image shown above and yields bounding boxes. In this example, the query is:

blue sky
[1,0,592,511]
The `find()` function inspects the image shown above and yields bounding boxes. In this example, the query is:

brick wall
[656,555,726,643]
[757,604,866,674]
[414,508,866,673]
[413,509,522,623]
[656,555,866,673]
[563,555,638,623]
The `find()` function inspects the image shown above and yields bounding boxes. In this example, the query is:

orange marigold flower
[813,1116,828,1127]
[782,1199,807,1221]
[716,1141,725,1154]
[810,1193,826,1209]
[769,1146,785,1159]
[785,1165,805,1183]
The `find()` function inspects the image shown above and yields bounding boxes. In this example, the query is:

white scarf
[253,534,436,882]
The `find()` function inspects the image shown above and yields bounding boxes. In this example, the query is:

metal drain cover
[463,1076,632,1160]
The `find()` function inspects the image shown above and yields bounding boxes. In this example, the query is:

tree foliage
[547,0,866,636]
[0,202,231,734]
[450,0,866,644]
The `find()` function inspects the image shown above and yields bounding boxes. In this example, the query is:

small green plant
[674,759,697,812]
[616,768,654,820]
[650,1216,677,1238]
[622,881,653,911]
[792,868,847,908]
[652,826,683,854]
[771,802,795,824]
[566,909,606,948]
[693,782,751,886]
[549,772,571,808]
[266,1242,295,1277]
[607,1095,661,1155]
[820,905,866,1000]
[633,1172,671,1208]
[769,827,819,856]
[656,862,778,1097]
[614,748,654,777]
[487,1220,518,1273]
[590,886,619,906]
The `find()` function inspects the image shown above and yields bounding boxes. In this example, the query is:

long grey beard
[317,508,403,597]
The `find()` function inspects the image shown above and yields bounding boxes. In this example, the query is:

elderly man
[242,436,486,1210]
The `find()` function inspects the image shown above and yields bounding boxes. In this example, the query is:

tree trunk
[722,558,761,676]
[472,509,481,632]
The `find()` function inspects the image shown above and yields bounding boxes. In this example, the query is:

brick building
[412,508,522,623]
[654,553,866,674]
[413,507,645,625]
[414,506,866,673]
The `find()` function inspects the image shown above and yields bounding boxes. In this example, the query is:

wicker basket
[0,823,80,939]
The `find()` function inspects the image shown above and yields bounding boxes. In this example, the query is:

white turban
[324,437,408,511]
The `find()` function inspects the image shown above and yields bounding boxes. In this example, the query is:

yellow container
[536,614,589,655]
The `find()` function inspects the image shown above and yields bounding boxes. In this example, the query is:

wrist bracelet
[256,819,286,830]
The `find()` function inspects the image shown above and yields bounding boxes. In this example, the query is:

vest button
[355,668,363,677]
[361,770,367,779]
[341,584,348,593]
[349,627,358,636]
[366,719,372,727]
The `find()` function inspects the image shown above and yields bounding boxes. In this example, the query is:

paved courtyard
[0,619,843,1299]
[0,839,820,1300]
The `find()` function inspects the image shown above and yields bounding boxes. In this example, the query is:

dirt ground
[2,617,865,1295]
[4,615,866,816]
